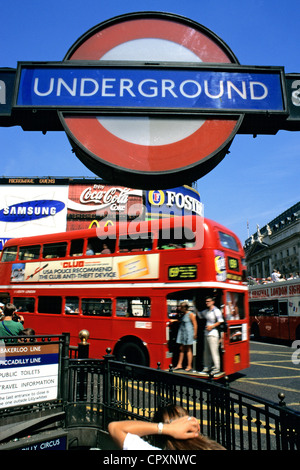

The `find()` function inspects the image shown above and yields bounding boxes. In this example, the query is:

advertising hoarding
[0,184,68,238]
[146,185,202,218]
[66,181,143,230]
[0,178,200,246]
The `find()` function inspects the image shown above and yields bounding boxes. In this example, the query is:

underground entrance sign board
[17,65,284,112]
[1,12,300,188]
[0,342,59,408]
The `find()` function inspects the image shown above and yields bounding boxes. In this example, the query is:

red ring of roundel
[62,16,240,174]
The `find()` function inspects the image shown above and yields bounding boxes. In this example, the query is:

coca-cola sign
[67,183,143,230]
[79,186,134,211]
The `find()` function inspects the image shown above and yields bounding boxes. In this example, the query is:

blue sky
[0,0,299,244]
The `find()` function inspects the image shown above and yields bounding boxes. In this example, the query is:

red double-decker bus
[0,215,249,375]
[249,279,300,341]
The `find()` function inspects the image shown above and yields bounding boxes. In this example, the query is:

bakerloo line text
[33,77,269,101]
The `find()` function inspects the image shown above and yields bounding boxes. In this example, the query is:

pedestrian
[197,296,224,376]
[0,303,24,337]
[86,244,94,255]
[108,405,226,450]
[271,269,281,282]
[173,302,197,372]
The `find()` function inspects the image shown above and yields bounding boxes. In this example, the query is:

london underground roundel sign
[60,12,243,188]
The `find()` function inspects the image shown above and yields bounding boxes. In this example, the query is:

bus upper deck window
[70,239,84,257]
[87,237,115,255]
[1,246,17,262]
[119,234,153,252]
[219,232,239,252]
[43,242,67,259]
[19,245,41,260]
[158,228,195,249]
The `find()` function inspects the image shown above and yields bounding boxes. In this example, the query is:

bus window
[70,239,84,257]
[225,292,245,320]
[19,245,40,260]
[218,232,239,251]
[158,227,195,249]
[116,298,151,317]
[167,298,196,318]
[1,246,17,262]
[82,298,112,316]
[38,296,62,314]
[119,234,153,252]
[229,325,243,343]
[43,242,67,259]
[65,296,79,314]
[86,237,115,255]
[167,300,180,318]
[279,301,288,316]
[249,300,278,317]
[13,297,35,313]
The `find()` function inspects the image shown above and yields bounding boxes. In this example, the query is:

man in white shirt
[197,297,224,376]
[271,269,281,282]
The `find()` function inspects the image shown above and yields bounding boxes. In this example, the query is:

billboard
[0,182,68,238]
[66,181,143,230]
[0,178,200,247]
[146,186,202,218]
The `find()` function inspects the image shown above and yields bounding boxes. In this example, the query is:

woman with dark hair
[151,405,225,450]
[108,405,225,450]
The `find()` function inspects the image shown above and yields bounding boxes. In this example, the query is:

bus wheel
[115,341,149,366]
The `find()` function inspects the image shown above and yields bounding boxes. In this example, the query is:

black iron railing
[0,334,299,450]
[65,351,300,451]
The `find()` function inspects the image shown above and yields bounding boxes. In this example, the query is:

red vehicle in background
[249,279,300,341]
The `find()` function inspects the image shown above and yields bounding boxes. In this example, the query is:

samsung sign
[16,65,284,112]
[0,200,65,222]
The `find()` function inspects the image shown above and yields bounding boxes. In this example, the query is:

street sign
[16,63,285,114]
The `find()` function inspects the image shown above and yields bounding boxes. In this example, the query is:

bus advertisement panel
[10,253,159,283]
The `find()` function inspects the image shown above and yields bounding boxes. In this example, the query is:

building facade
[244,202,300,281]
